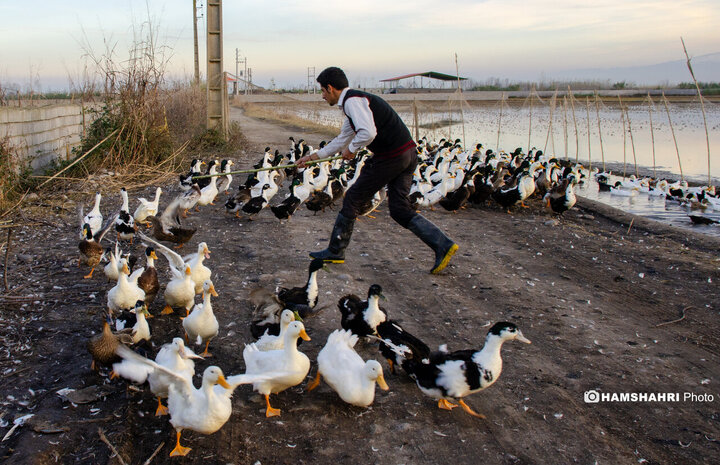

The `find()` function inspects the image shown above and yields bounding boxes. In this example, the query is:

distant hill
[528,52,720,86]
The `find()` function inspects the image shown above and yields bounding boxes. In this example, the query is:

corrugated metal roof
[380,71,468,82]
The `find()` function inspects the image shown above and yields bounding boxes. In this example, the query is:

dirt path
[1,106,719,464]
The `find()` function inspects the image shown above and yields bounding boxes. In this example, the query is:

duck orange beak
[299,329,311,341]
[209,285,218,297]
[217,375,231,389]
[150,251,158,260]
[377,374,389,391]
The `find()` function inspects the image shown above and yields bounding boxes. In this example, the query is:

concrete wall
[0,103,90,173]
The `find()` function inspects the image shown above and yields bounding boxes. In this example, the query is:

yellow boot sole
[431,244,458,274]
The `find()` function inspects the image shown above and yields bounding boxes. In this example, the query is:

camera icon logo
[584,390,600,403]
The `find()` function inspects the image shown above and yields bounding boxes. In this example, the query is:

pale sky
[1,0,719,91]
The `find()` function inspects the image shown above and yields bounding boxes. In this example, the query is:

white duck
[82,192,103,238]
[183,279,219,357]
[196,163,219,208]
[111,346,269,457]
[111,337,203,416]
[182,242,212,294]
[133,187,163,227]
[107,258,145,313]
[308,329,389,407]
[255,309,296,351]
[117,299,151,344]
[243,321,311,417]
[138,233,203,316]
[216,159,235,194]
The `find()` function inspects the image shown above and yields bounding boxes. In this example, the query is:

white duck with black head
[338,284,387,338]
[115,187,137,242]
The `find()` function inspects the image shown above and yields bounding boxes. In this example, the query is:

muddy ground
[1,104,719,465]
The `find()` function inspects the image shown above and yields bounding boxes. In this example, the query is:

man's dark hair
[317,67,349,90]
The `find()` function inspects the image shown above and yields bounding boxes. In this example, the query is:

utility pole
[234,48,239,95]
[307,67,316,94]
[193,0,201,84]
[247,67,252,94]
[206,0,226,137]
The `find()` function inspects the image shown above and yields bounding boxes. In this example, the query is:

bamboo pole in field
[454,53,466,145]
[563,95,569,160]
[661,92,684,182]
[192,155,345,180]
[413,97,419,142]
[681,37,712,186]
[568,86,579,163]
[625,103,639,177]
[619,95,627,179]
[594,91,606,173]
[496,92,505,152]
[447,97,452,141]
[585,96,592,173]
[544,90,558,155]
[527,84,534,153]
[647,93,657,179]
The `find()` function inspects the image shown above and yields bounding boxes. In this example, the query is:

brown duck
[87,313,134,370]
[78,213,117,279]
[147,196,197,249]
[137,247,160,309]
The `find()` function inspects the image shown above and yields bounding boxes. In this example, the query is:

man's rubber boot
[407,215,458,274]
[310,213,355,264]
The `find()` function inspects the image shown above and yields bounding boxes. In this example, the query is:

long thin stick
[585,96,592,173]
[3,227,11,292]
[496,92,505,151]
[98,428,128,465]
[681,37,712,186]
[655,306,692,327]
[36,128,121,189]
[647,93,657,179]
[594,91,606,172]
[625,104,639,178]
[192,155,344,180]
[568,86,579,163]
[544,90,557,154]
[454,52,466,145]
[619,95,627,179]
[662,92,684,182]
[528,84,534,153]
[142,441,166,465]
[563,96,568,160]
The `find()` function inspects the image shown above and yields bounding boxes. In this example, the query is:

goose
[133,187,162,228]
[401,322,530,418]
[183,280,219,357]
[78,213,117,279]
[107,258,146,314]
[139,232,196,316]
[111,346,270,457]
[81,192,103,238]
[243,321,312,417]
[308,329,389,407]
[147,195,197,248]
[111,337,202,416]
[115,187,137,242]
[337,284,387,338]
[182,242,212,294]
[216,159,235,194]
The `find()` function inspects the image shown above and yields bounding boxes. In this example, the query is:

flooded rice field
[288,99,720,237]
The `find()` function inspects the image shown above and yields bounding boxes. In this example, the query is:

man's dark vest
[341,89,415,158]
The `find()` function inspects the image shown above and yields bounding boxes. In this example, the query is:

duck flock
[77,135,643,458]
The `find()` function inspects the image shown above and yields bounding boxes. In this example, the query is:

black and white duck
[241,183,271,219]
[543,175,577,215]
[179,159,204,191]
[401,321,530,418]
[216,159,235,194]
[305,181,334,214]
[225,186,251,217]
[338,284,387,338]
[81,192,103,238]
[277,258,327,309]
[115,187,137,242]
[376,319,431,375]
[271,177,309,220]
[78,213,117,279]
